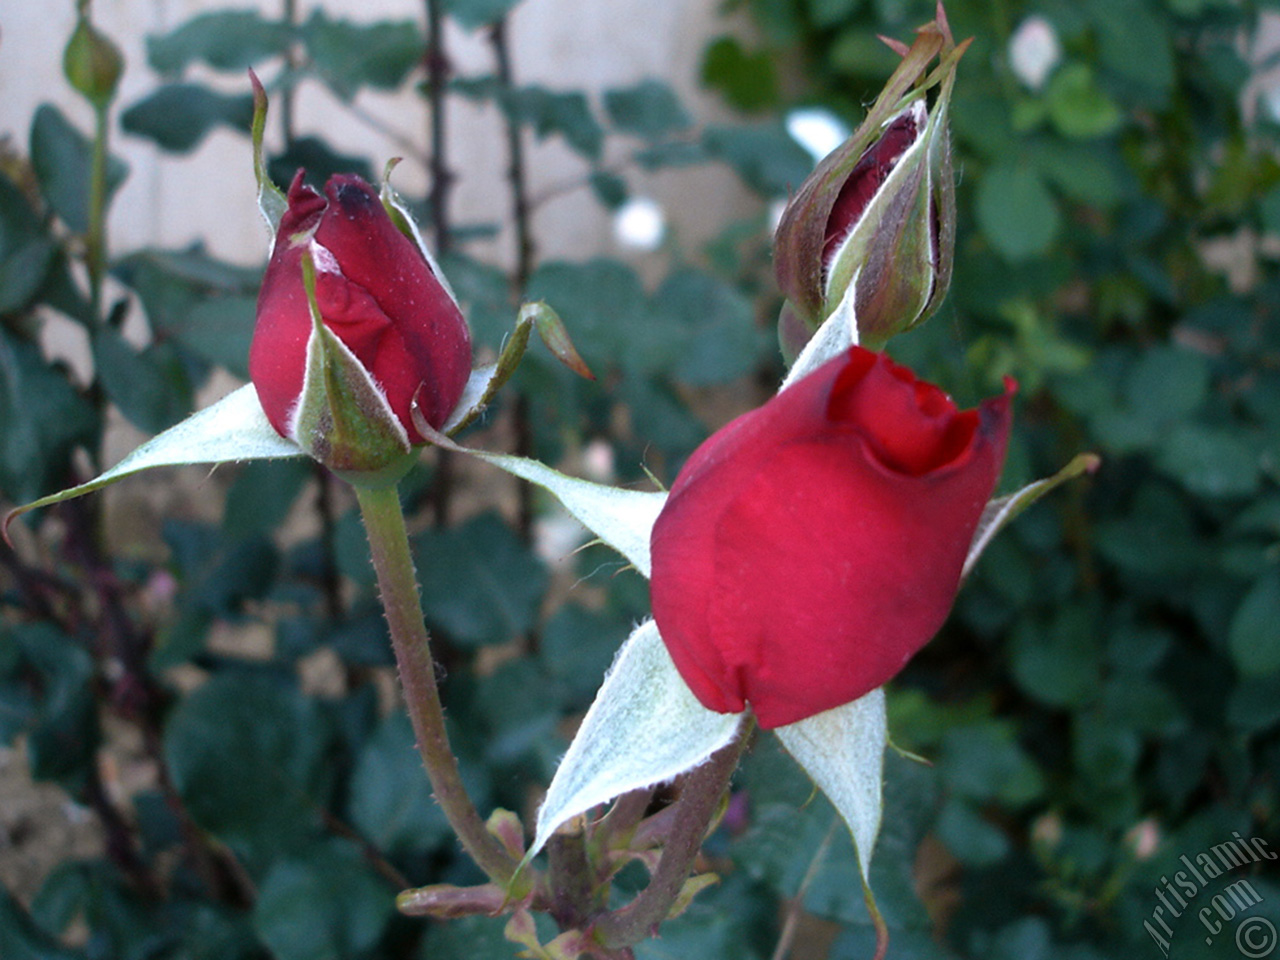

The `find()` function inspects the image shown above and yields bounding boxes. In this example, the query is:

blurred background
[1,1,1278,958]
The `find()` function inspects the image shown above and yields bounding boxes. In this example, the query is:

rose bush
[650,346,1014,729]
[250,171,472,447]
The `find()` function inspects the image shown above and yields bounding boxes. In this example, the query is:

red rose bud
[250,171,472,470]
[774,12,962,354]
[650,347,1013,729]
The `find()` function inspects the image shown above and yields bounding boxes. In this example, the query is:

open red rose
[650,347,1013,729]
[250,171,471,446]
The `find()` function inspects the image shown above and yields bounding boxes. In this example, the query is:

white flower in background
[785,107,852,165]
[613,197,666,251]
[1261,77,1280,125]
[1009,15,1061,92]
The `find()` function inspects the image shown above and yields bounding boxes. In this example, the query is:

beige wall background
[0,0,756,272]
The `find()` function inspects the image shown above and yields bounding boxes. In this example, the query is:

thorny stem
[423,0,457,527]
[593,734,746,949]
[489,17,535,290]
[489,16,537,541]
[354,483,519,885]
[423,0,452,256]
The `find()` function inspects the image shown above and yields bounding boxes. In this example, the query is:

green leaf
[589,170,628,209]
[1010,608,1103,708]
[1046,64,1123,139]
[121,84,254,153]
[29,104,128,234]
[1026,141,1123,208]
[5,385,301,534]
[656,269,762,387]
[1229,570,1280,677]
[0,173,57,315]
[703,123,813,196]
[147,10,291,73]
[0,887,84,960]
[348,712,450,855]
[440,0,522,30]
[92,328,193,433]
[1091,0,1175,100]
[603,80,691,139]
[808,0,864,27]
[303,12,424,101]
[936,798,1009,866]
[528,619,742,861]
[414,512,549,647]
[1156,424,1260,499]
[1125,344,1209,425]
[253,840,395,960]
[526,259,648,372]
[419,915,515,960]
[976,163,1061,261]
[0,327,99,507]
[165,673,330,854]
[10,623,99,789]
[939,721,1044,806]
[223,458,312,541]
[502,87,603,159]
[540,603,630,705]
[701,35,779,113]
[164,295,259,380]
[268,138,375,192]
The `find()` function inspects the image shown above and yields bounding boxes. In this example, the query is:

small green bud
[63,13,124,108]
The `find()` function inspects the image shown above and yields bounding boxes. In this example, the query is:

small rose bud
[250,171,472,480]
[63,11,124,108]
[774,12,963,353]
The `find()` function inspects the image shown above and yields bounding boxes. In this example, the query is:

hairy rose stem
[355,483,519,885]
[593,734,746,949]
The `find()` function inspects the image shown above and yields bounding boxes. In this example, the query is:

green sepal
[289,252,416,486]
[442,301,594,436]
[249,69,287,240]
[3,385,301,542]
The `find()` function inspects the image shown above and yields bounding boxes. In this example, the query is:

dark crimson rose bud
[250,171,471,452]
[774,10,963,357]
[650,347,1013,729]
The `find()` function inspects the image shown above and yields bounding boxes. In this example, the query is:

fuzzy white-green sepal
[287,251,414,482]
[774,687,887,884]
[780,268,861,392]
[442,363,499,435]
[528,619,742,861]
[4,385,301,537]
[417,424,666,578]
[249,71,287,244]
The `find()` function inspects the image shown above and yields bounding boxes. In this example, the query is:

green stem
[87,101,109,323]
[593,734,746,949]
[354,483,519,885]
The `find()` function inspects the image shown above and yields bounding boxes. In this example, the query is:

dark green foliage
[121,85,254,153]
[29,105,128,234]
